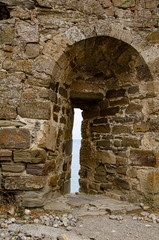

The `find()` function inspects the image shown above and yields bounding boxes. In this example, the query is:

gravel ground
[0,194,159,240]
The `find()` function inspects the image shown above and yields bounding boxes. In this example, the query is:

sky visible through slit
[71,108,82,193]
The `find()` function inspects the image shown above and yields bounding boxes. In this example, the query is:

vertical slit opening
[71,108,82,193]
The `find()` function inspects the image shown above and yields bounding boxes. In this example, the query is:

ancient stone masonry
[0,0,159,207]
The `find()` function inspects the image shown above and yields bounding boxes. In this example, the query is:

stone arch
[51,33,159,204]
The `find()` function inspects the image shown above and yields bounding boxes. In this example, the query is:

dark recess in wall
[0,3,10,20]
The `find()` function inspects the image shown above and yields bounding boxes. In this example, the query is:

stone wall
[0,0,159,207]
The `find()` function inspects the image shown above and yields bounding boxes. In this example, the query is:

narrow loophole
[71,108,82,193]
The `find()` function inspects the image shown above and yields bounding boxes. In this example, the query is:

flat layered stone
[0,129,30,149]
[0,120,26,127]
[130,149,156,167]
[26,164,44,176]
[115,178,130,190]
[112,125,131,134]
[91,124,110,133]
[70,90,103,101]
[1,163,25,173]
[126,103,142,114]
[121,138,140,148]
[4,176,45,190]
[106,89,126,98]
[0,150,12,161]
[100,107,119,116]
[14,149,46,163]
[18,101,51,119]
[15,21,39,42]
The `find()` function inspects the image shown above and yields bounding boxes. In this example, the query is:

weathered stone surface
[1,163,25,172]
[3,59,33,73]
[80,140,98,169]
[49,175,58,187]
[18,101,51,119]
[14,149,46,163]
[121,138,140,148]
[101,107,119,116]
[93,118,108,124]
[91,124,110,133]
[0,120,26,127]
[0,106,17,120]
[25,43,40,58]
[34,56,55,75]
[133,122,149,132]
[15,21,39,42]
[147,31,159,44]
[116,166,127,175]
[4,176,45,190]
[115,178,130,190]
[130,150,156,167]
[109,97,129,106]
[0,25,14,44]
[99,150,116,165]
[42,160,56,175]
[126,103,142,114]
[26,164,44,176]
[64,140,72,155]
[70,91,103,101]
[112,0,135,8]
[0,150,12,161]
[112,125,131,134]
[106,89,126,98]
[22,192,45,208]
[97,140,110,148]
[0,129,30,149]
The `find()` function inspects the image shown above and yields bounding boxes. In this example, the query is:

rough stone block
[15,21,39,42]
[0,25,14,44]
[112,125,131,134]
[26,164,44,176]
[25,43,40,58]
[91,124,110,133]
[115,178,130,190]
[59,87,67,98]
[126,103,142,114]
[18,101,51,119]
[133,122,149,132]
[121,138,140,148]
[42,160,56,175]
[49,175,58,187]
[0,129,30,149]
[22,192,45,208]
[97,140,110,148]
[106,89,126,98]
[130,150,156,167]
[99,0,112,8]
[14,149,46,163]
[1,163,25,173]
[147,31,159,44]
[3,59,33,73]
[100,107,119,116]
[116,166,127,175]
[34,56,55,75]
[0,106,17,120]
[0,150,12,161]
[110,97,129,106]
[100,150,116,165]
[100,183,113,190]
[128,86,139,94]
[4,176,45,190]
[64,140,72,155]
[70,90,103,101]
[112,0,135,8]
[93,118,108,124]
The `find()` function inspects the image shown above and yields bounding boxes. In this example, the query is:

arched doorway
[53,36,156,203]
